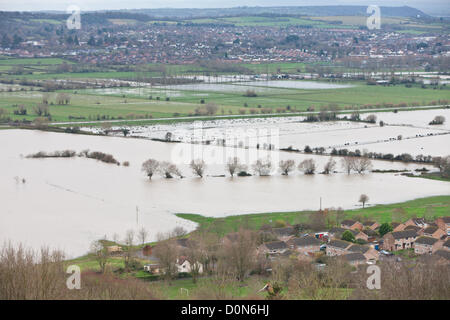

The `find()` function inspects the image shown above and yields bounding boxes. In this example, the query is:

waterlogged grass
[176,196,450,235]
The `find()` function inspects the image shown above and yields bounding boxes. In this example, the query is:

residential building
[392,223,406,232]
[414,236,442,254]
[341,220,363,231]
[326,239,352,256]
[404,218,428,229]
[176,257,203,274]
[272,226,295,241]
[348,244,379,261]
[363,221,380,230]
[436,217,450,236]
[259,241,289,255]
[382,230,417,251]
[423,226,446,240]
[341,252,366,266]
[288,236,321,255]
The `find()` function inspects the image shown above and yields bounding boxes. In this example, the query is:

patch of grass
[405,173,450,182]
[177,196,450,234]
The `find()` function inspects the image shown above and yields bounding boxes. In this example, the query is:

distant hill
[126,6,429,19]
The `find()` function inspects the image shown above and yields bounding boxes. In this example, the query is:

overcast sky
[0,0,448,14]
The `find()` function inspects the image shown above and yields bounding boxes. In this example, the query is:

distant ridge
[14,5,429,19]
[124,5,429,19]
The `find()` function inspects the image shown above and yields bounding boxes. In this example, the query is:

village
[100,215,450,278]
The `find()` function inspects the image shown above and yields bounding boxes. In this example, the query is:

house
[288,236,321,255]
[176,256,203,274]
[326,240,352,256]
[435,217,450,236]
[360,228,378,242]
[414,237,442,255]
[348,244,379,262]
[144,263,161,274]
[382,230,417,251]
[423,226,446,240]
[142,245,153,256]
[341,220,363,231]
[272,226,295,241]
[404,218,428,229]
[329,227,358,240]
[341,252,366,266]
[363,221,380,230]
[355,231,369,242]
[404,225,424,236]
[259,241,289,255]
[392,223,406,232]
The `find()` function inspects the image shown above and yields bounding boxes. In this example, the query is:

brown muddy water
[1,129,449,257]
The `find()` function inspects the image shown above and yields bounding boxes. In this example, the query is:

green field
[177,196,450,235]
[184,15,448,32]
[1,79,449,123]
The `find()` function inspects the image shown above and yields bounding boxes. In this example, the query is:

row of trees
[141,156,373,179]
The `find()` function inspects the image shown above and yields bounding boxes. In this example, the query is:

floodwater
[88,109,450,157]
[235,80,355,89]
[1,129,449,257]
[156,80,354,92]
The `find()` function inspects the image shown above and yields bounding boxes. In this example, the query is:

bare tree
[433,155,450,178]
[33,103,50,117]
[190,159,206,178]
[365,114,377,123]
[341,157,356,174]
[252,158,273,176]
[90,240,110,274]
[359,194,369,208]
[279,159,295,175]
[220,229,257,282]
[153,237,179,283]
[171,226,187,237]
[429,115,445,125]
[298,159,316,174]
[323,158,337,174]
[205,103,219,116]
[138,227,149,246]
[123,230,135,272]
[185,237,204,283]
[354,157,372,174]
[141,159,159,180]
[158,161,182,178]
[226,157,243,177]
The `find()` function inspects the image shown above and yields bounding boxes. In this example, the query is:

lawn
[176,195,450,235]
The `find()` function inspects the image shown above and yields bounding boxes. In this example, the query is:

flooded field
[1,129,449,257]
[86,108,450,157]
[235,80,355,89]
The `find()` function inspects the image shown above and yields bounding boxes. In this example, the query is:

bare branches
[298,159,316,174]
[279,159,295,175]
[190,159,206,178]
[141,159,159,180]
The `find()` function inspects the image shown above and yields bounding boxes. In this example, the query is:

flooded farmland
[1,128,449,258]
[86,108,450,156]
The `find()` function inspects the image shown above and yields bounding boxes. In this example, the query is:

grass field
[176,195,450,235]
[1,79,448,123]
